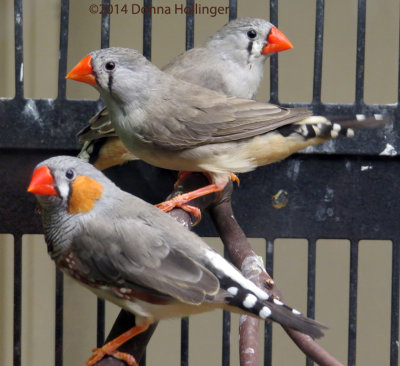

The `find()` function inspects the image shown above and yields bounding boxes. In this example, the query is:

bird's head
[27,156,106,215]
[206,17,293,62]
[66,48,157,106]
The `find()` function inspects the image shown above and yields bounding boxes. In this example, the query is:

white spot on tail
[356,114,366,121]
[120,288,128,294]
[346,128,355,138]
[330,130,339,138]
[273,299,284,306]
[380,143,397,156]
[292,309,301,315]
[361,165,373,171]
[227,287,238,296]
[259,306,272,319]
[332,123,341,132]
[374,114,383,120]
[207,250,269,300]
[243,294,257,309]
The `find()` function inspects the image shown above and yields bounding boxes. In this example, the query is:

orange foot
[85,323,150,366]
[156,183,225,225]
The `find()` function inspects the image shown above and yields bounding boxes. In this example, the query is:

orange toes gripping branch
[85,323,150,366]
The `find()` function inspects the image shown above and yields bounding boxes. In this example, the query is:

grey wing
[140,84,312,151]
[163,48,229,95]
[72,217,220,305]
[77,107,117,143]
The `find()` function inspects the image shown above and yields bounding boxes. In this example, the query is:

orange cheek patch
[67,176,103,215]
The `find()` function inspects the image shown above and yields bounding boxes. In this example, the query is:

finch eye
[65,169,75,180]
[247,29,257,39]
[105,62,115,71]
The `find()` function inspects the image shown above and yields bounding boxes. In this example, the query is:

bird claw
[86,347,137,366]
[156,197,202,226]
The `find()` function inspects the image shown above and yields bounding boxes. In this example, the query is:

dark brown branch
[96,173,342,366]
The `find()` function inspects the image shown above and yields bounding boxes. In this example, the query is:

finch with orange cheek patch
[28,156,326,366]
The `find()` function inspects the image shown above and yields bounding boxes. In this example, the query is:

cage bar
[269,0,278,104]
[355,0,366,107]
[14,0,24,99]
[312,0,325,109]
[347,240,358,366]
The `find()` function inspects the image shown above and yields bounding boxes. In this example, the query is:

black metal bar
[55,269,63,366]
[264,240,274,366]
[101,0,111,49]
[348,240,358,366]
[14,0,24,99]
[13,233,22,366]
[228,0,237,21]
[142,0,152,60]
[312,0,325,108]
[181,317,189,366]
[390,241,399,366]
[222,248,231,366]
[185,0,195,51]
[305,239,316,366]
[269,0,279,104]
[57,0,69,100]
[222,310,231,366]
[96,299,106,347]
[355,0,366,107]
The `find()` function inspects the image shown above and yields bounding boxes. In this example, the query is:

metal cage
[1,0,399,365]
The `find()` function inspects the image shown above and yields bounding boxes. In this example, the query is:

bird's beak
[27,166,58,196]
[66,55,97,85]
[262,26,293,55]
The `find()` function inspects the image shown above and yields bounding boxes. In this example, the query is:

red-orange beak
[66,55,97,85]
[27,166,58,196]
[262,26,293,55]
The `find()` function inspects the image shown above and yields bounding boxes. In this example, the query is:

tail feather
[278,113,392,142]
[221,277,327,339]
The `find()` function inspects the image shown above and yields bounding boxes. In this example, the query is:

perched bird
[27,156,326,366]
[66,47,387,219]
[77,17,294,170]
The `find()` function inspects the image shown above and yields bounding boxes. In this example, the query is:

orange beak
[262,26,293,55]
[27,166,58,196]
[66,55,97,85]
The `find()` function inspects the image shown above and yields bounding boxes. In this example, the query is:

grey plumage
[77,18,285,167]
[29,156,326,338]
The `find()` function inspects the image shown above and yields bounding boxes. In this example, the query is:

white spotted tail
[206,250,326,339]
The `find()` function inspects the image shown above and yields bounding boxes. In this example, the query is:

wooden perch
[95,173,342,366]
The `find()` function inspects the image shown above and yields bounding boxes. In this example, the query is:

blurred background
[0,0,399,365]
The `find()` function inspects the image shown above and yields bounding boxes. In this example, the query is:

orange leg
[156,183,226,224]
[174,171,194,189]
[85,323,150,366]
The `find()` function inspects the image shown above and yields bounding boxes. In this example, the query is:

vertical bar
[14,0,24,99]
[348,240,358,366]
[57,0,69,100]
[185,0,195,51]
[55,269,64,366]
[101,0,111,49]
[264,240,274,366]
[222,246,231,366]
[13,234,22,366]
[269,0,279,104]
[222,311,231,366]
[181,317,189,366]
[390,241,399,366]
[142,0,152,60]
[305,239,316,366]
[228,0,237,21]
[312,0,325,107]
[96,298,105,347]
[355,0,366,107]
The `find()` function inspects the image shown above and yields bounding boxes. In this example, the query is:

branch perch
[95,173,342,366]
